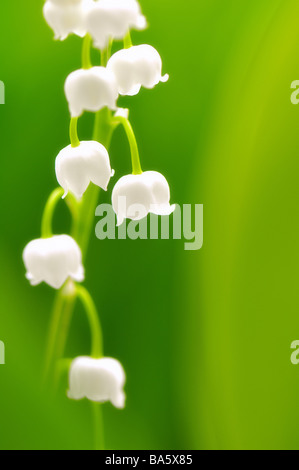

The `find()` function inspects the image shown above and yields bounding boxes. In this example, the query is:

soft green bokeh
[0,0,299,450]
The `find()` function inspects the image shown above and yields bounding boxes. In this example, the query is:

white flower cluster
[64,43,169,118]
[23,0,174,409]
[43,0,146,46]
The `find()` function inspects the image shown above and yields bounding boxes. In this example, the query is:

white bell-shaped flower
[112,171,175,226]
[114,107,129,119]
[43,0,90,41]
[23,235,84,289]
[55,141,114,200]
[67,356,126,408]
[107,45,169,96]
[65,67,119,117]
[86,0,146,50]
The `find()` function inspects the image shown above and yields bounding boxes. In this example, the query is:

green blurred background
[0,0,299,450]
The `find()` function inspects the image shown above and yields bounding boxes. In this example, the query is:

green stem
[44,109,115,382]
[70,117,80,148]
[44,37,116,451]
[93,107,116,143]
[43,280,76,389]
[107,38,113,60]
[123,31,132,49]
[54,358,73,389]
[82,34,92,70]
[75,108,115,256]
[114,117,142,175]
[92,403,105,450]
[101,39,113,67]
[65,194,80,233]
[41,187,64,238]
[43,289,65,386]
[76,285,103,358]
[41,187,79,239]
[54,287,77,367]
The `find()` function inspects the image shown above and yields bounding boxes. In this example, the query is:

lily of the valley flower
[23,235,84,289]
[64,67,118,117]
[112,171,175,226]
[43,0,89,41]
[55,141,114,200]
[86,0,146,50]
[114,107,129,119]
[67,356,126,409]
[107,45,169,96]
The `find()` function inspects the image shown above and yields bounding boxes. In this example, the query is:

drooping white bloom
[55,141,114,199]
[107,45,169,96]
[23,235,84,289]
[64,67,119,117]
[86,0,147,50]
[43,0,90,41]
[112,171,175,226]
[67,356,126,408]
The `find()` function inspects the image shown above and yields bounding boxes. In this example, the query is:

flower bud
[55,141,114,199]
[107,44,169,96]
[112,171,175,226]
[43,0,90,41]
[67,356,126,409]
[64,67,119,117]
[86,0,146,50]
[23,235,84,289]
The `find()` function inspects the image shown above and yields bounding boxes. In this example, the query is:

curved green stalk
[70,117,80,148]
[41,187,64,238]
[41,187,79,239]
[76,285,103,358]
[82,34,92,70]
[114,116,142,175]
